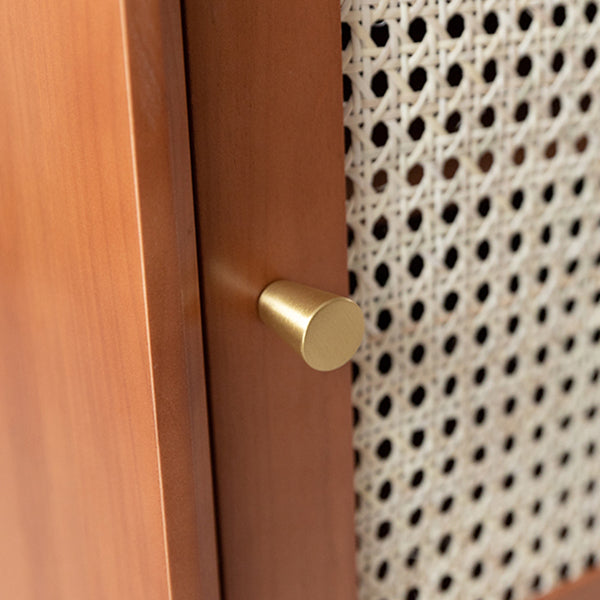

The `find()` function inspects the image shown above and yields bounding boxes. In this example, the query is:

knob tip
[301,297,364,371]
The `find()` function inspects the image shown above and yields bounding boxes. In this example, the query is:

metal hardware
[258,280,364,371]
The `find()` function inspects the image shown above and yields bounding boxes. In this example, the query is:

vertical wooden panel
[0,1,218,598]
[119,0,220,597]
[182,0,357,599]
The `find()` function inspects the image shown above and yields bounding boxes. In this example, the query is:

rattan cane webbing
[343,2,600,599]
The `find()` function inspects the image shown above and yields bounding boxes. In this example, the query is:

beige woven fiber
[343,2,600,599]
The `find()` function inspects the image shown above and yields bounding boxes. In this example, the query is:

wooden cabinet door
[182,2,600,600]
[0,2,218,599]
[181,1,357,600]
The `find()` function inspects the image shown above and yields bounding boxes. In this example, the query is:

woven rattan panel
[344,2,600,599]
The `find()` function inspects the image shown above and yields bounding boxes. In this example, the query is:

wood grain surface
[542,570,600,600]
[0,1,218,599]
[182,0,357,599]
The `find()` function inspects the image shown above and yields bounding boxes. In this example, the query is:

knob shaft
[258,280,364,371]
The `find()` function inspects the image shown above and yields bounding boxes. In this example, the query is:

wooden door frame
[120,0,220,597]
[0,1,219,598]
[181,0,357,599]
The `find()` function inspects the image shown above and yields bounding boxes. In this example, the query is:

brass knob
[258,280,364,371]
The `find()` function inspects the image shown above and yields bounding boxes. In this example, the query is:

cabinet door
[183,1,600,600]
[182,1,356,599]
[0,2,218,599]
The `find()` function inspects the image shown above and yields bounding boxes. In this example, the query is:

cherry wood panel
[182,0,357,599]
[0,1,218,599]
[541,571,600,600]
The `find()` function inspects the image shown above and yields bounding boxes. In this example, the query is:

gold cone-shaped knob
[258,280,365,371]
